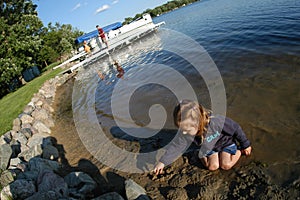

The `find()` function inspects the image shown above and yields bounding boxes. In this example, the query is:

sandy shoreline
[50,76,300,199]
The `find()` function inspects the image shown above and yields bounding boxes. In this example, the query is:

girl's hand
[153,162,165,175]
[242,146,252,156]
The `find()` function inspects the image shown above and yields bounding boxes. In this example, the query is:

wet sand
[50,73,300,199]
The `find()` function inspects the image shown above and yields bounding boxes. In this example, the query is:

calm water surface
[74,0,300,183]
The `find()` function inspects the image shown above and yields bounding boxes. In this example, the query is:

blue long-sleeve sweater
[159,115,251,165]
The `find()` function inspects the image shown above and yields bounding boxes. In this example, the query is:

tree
[133,13,143,21]
[37,22,83,64]
[58,38,72,59]
[0,0,38,25]
[0,0,84,97]
[123,17,134,25]
[0,0,42,97]
[122,0,200,23]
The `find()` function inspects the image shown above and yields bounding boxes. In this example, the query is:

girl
[153,99,252,174]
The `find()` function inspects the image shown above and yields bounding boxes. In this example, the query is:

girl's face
[179,118,198,136]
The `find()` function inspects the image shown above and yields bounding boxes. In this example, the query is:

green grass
[0,63,63,135]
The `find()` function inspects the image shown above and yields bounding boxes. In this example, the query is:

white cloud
[71,3,81,12]
[112,0,119,5]
[95,4,110,14]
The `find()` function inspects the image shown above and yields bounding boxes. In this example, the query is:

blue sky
[33,0,168,33]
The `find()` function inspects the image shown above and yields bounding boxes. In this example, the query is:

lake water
[72,0,300,181]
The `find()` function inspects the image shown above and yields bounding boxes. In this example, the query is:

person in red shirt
[96,25,109,48]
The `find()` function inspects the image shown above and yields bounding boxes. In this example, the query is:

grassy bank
[0,63,63,135]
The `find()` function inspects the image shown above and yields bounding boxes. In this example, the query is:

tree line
[123,0,200,25]
[0,0,83,98]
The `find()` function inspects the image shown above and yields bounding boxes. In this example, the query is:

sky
[33,0,168,33]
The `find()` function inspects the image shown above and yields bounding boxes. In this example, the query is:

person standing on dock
[96,25,109,48]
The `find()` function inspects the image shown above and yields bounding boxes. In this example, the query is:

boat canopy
[75,22,122,44]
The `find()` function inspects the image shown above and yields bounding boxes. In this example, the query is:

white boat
[57,14,165,73]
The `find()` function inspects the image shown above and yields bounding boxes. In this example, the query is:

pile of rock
[0,72,150,200]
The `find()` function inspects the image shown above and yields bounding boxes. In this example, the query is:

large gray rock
[0,132,11,145]
[41,137,54,147]
[42,101,54,113]
[35,100,44,107]
[39,82,55,99]
[23,104,34,115]
[21,123,33,131]
[19,128,33,139]
[125,179,150,200]
[20,114,34,124]
[0,170,14,187]
[32,121,51,134]
[20,143,29,154]
[31,108,49,121]
[13,118,21,127]
[8,157,22,170]
[42,145,59,160]
[27,101,35,109]
[37,170,69,198]
[11,131,28,145]
[28,157,60,173]
[12,118,21,132]
[31,105,54,128]
[27,133,50,148]
[0,143,12,170]
[0,179,36,200]
[19,144,43,162]
[64,172,97,197]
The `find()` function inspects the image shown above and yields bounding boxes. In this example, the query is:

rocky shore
[1,71,299,200]
[0,73,150,200]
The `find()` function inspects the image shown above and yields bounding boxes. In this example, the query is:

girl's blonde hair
[173,99,211,136]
